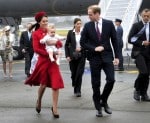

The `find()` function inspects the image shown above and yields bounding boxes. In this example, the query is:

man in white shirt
[20,23,33,77]
[128,8,150,101]
[80,5,119,117]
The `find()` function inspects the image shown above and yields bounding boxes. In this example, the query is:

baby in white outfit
[40,25,65,65]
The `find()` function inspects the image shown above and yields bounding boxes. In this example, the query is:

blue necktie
[131,24,146,42]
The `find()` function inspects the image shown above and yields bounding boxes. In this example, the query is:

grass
[56,29,69,36]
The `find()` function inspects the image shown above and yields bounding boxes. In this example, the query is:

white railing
[99,0,112,17]
[121,0,142,49]
[104,0,131,20]
[99,0,143,50]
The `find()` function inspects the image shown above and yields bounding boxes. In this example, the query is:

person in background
[0,30,7,77]
[25,11,64,118]
[80,5,119,117]
[114,18,124,71]
[20,23,34,77]
[1,25,15,78]
[128,8,150,101]
[65,18,86,97]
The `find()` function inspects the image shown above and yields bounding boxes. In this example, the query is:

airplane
[0,0,100,25]
[0,0,100,60]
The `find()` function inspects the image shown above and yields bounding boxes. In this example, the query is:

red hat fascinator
[35,11,47,22]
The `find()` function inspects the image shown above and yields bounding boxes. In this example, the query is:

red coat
[25,28,64,89]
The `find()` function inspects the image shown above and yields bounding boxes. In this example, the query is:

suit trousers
[24,51,33,75]
[134,54,150,95]
[69,56,86,93]
[89,57,115,110]
[118,47,124,69]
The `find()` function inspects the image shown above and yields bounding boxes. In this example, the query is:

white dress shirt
[145,22,149,41]
[95,18,102,34]
[73,29,82,48]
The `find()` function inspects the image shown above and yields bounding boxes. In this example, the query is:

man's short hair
[115,18,122,23]
[88,5,101,14]
[141,8,150,15]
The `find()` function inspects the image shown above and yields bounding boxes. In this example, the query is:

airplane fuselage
[0,0,100,60]
[0,0,100,17]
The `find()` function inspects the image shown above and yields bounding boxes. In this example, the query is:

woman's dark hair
[30,23,40,31]
[73,18,81,29]
[74,18,81,25]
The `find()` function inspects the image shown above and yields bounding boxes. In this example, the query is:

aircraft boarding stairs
[99,0,142,69]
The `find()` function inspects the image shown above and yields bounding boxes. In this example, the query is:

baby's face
[48,28,55,37]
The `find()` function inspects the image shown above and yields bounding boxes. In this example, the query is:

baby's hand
[57,50,62,55]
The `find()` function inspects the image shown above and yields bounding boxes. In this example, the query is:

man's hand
[142,40,150,46]
[95,46,104,52]
[113,58,119,66]
[76,47,81,52]
[22,49,26,53]
[66,57,71,62]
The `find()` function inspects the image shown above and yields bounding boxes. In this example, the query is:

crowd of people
[0,4,150,119]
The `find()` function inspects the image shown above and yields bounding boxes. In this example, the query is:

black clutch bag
[131,51,140,59]
[72,51,82,60]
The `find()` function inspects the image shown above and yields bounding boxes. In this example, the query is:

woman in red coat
[25,11,64,118]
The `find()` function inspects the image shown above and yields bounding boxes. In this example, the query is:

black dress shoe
[75,92,81,97]
[102,103,112,114]
[27,73,31,78]
[115,68,124,71]
[141,94,150,101]
[51,107,59,118]
[118,68,124,71]
[96,109,103,117]
[133,90,140,101]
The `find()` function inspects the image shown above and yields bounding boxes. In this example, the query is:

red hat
[35,11,47,22]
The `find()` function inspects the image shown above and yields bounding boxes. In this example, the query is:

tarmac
[0,58,150,123]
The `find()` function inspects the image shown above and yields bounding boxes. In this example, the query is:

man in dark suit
[115,19,124,71]
[128,8,150,101]
[20,23,33,77]
[80,5,119,117]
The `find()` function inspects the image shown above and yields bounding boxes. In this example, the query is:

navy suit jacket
[80,19,119,62]
[116,26,123,48]
[20,31,33,53]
